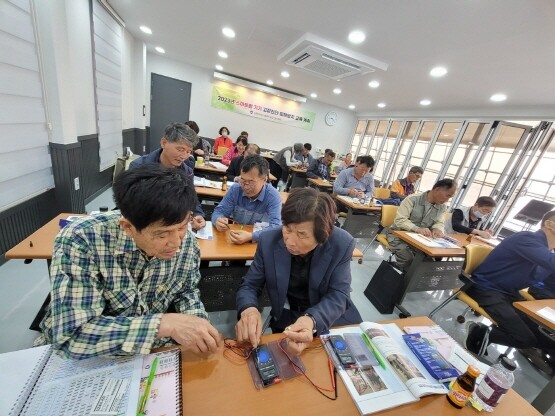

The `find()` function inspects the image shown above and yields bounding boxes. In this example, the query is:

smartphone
[329,335,356,368]
[253,344,279,386]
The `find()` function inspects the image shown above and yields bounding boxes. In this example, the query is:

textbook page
[406,232,460,248]
[360,322,448,399]
[327,326,416,415]
[20,353,142,416]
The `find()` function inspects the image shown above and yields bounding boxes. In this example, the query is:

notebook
[0,345,182,416]
[137,349,182,416]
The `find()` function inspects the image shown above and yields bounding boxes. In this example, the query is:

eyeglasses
[239,177,261,186]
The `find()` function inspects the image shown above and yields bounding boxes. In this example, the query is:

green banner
[211,85,315,131]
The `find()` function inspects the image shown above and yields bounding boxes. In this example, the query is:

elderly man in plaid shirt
[35,164,222,359]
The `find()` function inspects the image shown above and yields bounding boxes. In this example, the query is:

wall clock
[325,111,338,126]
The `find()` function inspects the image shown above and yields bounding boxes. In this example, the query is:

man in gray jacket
[385,179,457,271]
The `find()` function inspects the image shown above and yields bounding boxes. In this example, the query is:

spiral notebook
[0,346,181,416]
[138,349,182,416]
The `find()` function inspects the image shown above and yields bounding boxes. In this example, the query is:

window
[0,0,53,211]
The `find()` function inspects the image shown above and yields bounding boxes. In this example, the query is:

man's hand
[194,149,205,156]
[191,215,206,231]
[158,313,222,353]
[416,227,432,237]
[214,217,230,231]
[229,230,252,245]
[476,229,493,239]
[431,228,444,238]
[235,307,262,348]
[283,316,314,356]
[348,188,359,197]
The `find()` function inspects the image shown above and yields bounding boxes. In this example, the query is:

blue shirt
[472,230,555,296]
[211,183,282,242]
[128,148,205,217]
[333,167,375,196]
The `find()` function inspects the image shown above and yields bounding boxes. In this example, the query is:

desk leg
[29,294,50,331]
[342,208,354,233]
[531,376,555,414]
[29,258,52,332]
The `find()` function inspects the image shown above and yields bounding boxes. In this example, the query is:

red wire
[277,338,336,394]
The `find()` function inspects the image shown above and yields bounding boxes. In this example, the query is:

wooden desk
[195,163,277,181]
[307,177,333,192]
[335,195,381,238]
[391,231,467,310]
[180,316,539,415]
[289,166,308,188]
[514,299,555,331]
[513,299,555,414]
[5,213,75,260]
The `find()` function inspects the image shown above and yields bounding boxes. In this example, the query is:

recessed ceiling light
[430,66,448,77]
[348,104,356,110]
[280,71,290,78]
[215,64,223,71]
[490,93,507,102]
[310,93,317,98]
[420,99,431,106]
[266,79,274,85]
[139,26,152,35]
[333,88,341,94]
[368,80,380,88]
[222,27,235,38]
[218,50,228,59]
[348,30,366,44]
[377,102,386,108]
[155,46,165,54]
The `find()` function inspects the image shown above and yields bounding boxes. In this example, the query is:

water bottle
[473,356,516,412]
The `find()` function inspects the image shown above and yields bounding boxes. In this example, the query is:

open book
[193,176,235,189]
[406,232,460,248]
[325,323,448,415]
[0,346,181,416]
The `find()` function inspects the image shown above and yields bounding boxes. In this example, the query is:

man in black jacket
[306,149,335,181]
[226,143,261,182]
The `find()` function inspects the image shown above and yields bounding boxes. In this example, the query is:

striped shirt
[34,212,206,359]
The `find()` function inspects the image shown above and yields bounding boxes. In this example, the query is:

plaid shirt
[34,212,207,359]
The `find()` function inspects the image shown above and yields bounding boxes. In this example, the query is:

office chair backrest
[374,187,391,199]
[381,205,398,228]
[463,244,494,275]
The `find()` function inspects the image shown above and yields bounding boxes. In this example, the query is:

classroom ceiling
[109,0,555,116]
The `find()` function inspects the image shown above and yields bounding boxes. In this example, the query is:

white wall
[145,54,357,154]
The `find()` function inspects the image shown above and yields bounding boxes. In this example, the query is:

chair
[428,244,495,324]
[216,146,229,156]
[519,288,536,301]
[358,205,398,264]
[374,187,391,199]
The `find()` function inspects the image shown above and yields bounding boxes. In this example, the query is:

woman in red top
[222,135,248,165]
[213,126,233,154]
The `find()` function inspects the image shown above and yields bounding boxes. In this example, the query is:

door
[149,73,191,153]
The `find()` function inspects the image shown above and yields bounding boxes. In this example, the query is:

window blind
[91,0,123,170]
[0,0,53,212]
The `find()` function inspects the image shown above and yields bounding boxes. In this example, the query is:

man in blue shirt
[212,155,282,245]
[333,155,376,213]
[129,122,206,231]
[465,210,555,373]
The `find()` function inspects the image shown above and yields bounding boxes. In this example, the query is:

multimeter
[253,345,279,386]
[329,335,356,368]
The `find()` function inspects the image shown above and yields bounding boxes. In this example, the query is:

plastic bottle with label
[473,356,516,412]
[447,365,480,409]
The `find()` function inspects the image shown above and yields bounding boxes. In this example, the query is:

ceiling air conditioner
[278,33,388,81]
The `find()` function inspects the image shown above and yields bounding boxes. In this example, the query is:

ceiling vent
[278,33,388,81]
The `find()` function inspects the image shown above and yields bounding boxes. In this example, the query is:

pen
[361,333,386,369]
[137,356,158,416]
